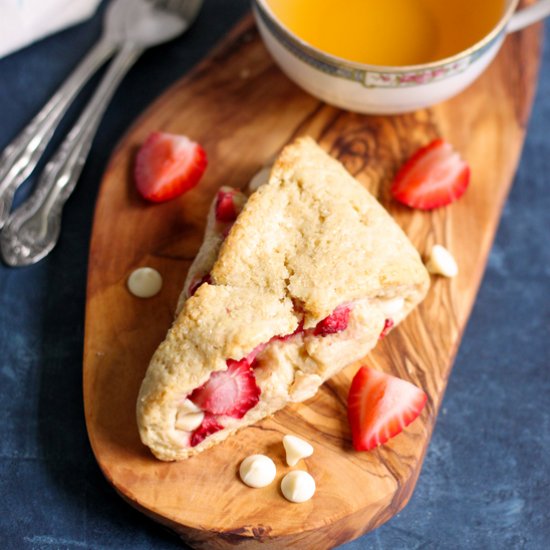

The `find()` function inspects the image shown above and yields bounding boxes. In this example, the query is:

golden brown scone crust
[137,137,429,461]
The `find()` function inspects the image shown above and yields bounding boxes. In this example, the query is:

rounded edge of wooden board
[113,473,421,550]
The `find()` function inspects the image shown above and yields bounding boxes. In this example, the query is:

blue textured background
[0,1,549,548]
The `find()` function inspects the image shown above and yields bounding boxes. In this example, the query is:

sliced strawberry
[189,273,212,297]
[348,366,427,451]
[314,305,352,337]
[189,358,260,418]
[135,132,207,203]
[379,318,394,339]
[215,188,240,222]
[391,138,470,210]
[190,413,223,447]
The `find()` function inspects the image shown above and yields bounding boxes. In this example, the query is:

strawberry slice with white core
[391,138,470,210]
[314,304,352,336]
[135,132,207,203]
[189,358,260,418]
[348,366,427,451]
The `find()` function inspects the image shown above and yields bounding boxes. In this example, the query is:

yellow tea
[266,0,505,66]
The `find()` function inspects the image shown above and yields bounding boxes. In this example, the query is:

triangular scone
[137,137,430,461]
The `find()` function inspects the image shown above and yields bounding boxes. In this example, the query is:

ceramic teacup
[253,0,550,114]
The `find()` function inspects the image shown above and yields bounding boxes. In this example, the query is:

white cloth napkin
[0,0,101,59]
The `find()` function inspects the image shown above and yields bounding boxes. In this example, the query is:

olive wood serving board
[83,12,542,550]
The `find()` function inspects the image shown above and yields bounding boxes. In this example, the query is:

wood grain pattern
[84,11,542,549]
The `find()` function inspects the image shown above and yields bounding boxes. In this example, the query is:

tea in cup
[253,0,550,113]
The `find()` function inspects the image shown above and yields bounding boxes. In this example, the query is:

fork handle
[0,37,116,230]
[0,44,143,267]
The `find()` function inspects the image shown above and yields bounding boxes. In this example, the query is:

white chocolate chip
[288,372,323,402]
[379,297,405,317]
[282,435,314,467]
[179,399,202,415]
[127,267,163,298]
[280,471,316,503]
[239,455,276,488]
[426,245,458,278]
[175,411,204,432]
[175,399,204,432]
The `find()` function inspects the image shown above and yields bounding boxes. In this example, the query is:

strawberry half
[189,358,260,418]
[391,138,470,210]
[190,413,223,447]
[348,366,427,451]
[135,132,207,203]
[314,304,352,336]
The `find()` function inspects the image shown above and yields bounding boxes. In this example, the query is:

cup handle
[507,0,550,33]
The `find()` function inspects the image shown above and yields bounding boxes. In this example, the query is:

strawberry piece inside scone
[187,358,261,446]
[313,304,352,336]
[189,358,261,418]
[189,413,224,447]
[215,188,242,222]
[179,187,248,309]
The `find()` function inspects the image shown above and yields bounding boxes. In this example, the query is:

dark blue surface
[0,1,548,548]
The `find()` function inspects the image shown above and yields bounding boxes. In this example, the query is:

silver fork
[1,0,203,267]
[0,0,127,231]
